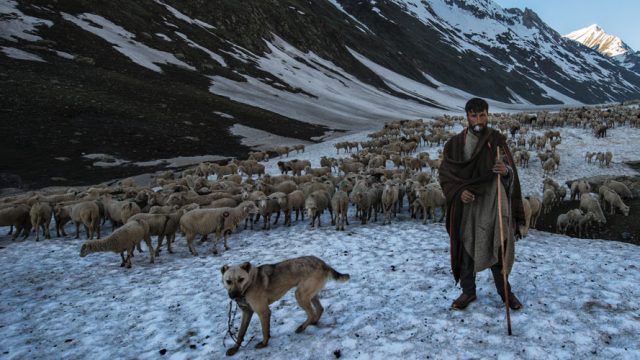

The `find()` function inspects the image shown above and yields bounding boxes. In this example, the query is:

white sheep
[579,194,607,226]
[517,197,532,239]
[30,202,52,241]
[80,218,154,268]
[528,196,542,228]
[179,201,259,255]
[305,190,332,228]
[331,190,349,231]
[602,189,630,216]
[257,193,283,230]
[154,207,196,256]
[556,213,570,234]
[603,180,633,199]
[604,151,613,167]
[278,190,305,226]
[56,201,101,239]
[0,204,32,240]
[575,212,597,238]
[542,189,556,214]
[415,184,446,224]
[381,182,399,225]
[127,213,171,253]
[542,158,557,176]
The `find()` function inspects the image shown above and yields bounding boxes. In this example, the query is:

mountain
[2,0,640,188]
[564,24,640,73]
[564,24,631,57]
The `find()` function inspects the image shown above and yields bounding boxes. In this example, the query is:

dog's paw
[255,341,268,349]
[295,324,306,333]
[226,346,239,356]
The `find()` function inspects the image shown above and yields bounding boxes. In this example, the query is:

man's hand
[493,159,508,176]
[461,190,475,203]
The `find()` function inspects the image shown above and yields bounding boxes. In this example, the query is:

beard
[470,123,487,135]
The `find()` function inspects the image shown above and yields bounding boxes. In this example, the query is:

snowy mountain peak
[564,24,632,57]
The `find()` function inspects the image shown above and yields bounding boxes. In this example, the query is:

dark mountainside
[2,0,640,190]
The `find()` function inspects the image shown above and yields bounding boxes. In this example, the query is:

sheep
[517,197,532,239]
[338,160,364,175]
[274,146,290,158]
[556,213,570,234]
[367,186,382,223]
[211,163,238,179]
[305,166,331,177]
[30,202,52,241]
[154,206,198,256]
[149,204,180,214]
[542,189,556,214]
[427,158,441,175]
[542,158,557,176]
[304,190,332,228]
[120,202,141,223]
[126,213,171,253]
[248,151,269,162]
[604,151,613,167]
[278,190,305,226]
[242,190,266,229]
[351,189,372,225]
[603,180,633,199]
[53,204,71,237]
[179,201,259,255]
[415,184,446,224]
[602,189,630,216]
[331,190,349,231]
[257,193,283,230]
[70,201,101,239]
[0,204,31,240]
[575,212,597,238]
[292,144,305,153]
[79,218,154,268]
[556,187,567,204]
[202,197,238,209]
[381,181,399,225]
[320,156,337,172]
[528,196,542,228]
[239,161,265,179]
[570,180,591,201]
[585,152,595,164]
[579,194,606,226]
[102,196,126,231]
[257,180,298,196]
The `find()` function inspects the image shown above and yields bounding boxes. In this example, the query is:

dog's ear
[221,264,229,274]
[240,262,251,272]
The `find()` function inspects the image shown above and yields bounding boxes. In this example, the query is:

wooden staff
[496,146,512,336]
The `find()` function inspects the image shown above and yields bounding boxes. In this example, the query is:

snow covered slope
[565,24,631,57]
[1,111,639,359]
[564,23,640,74]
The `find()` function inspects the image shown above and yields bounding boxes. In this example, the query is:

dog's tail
[329,268,350,283]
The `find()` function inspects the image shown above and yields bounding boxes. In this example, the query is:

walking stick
[496,146,513,336]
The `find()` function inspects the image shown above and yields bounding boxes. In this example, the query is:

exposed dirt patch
[534,172,640,245]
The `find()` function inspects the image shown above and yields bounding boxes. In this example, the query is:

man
[438,98,525,311]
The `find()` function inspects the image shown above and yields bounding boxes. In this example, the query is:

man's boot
[451,293,477,310]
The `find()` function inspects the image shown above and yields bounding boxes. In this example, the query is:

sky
[493,0,640,51]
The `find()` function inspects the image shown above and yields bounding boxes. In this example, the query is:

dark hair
[465,98,489,114]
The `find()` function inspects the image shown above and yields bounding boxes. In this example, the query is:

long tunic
[460,131,515,274]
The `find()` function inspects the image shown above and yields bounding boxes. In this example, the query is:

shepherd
[439,98,526,312]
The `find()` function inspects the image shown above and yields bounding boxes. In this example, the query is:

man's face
[467,109,488,133]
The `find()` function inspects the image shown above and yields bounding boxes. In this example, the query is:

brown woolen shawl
[438,128,525,283]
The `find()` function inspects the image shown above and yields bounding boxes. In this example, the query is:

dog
[221,256,350,356]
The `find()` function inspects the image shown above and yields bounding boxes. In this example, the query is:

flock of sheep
[1,104,638,267]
